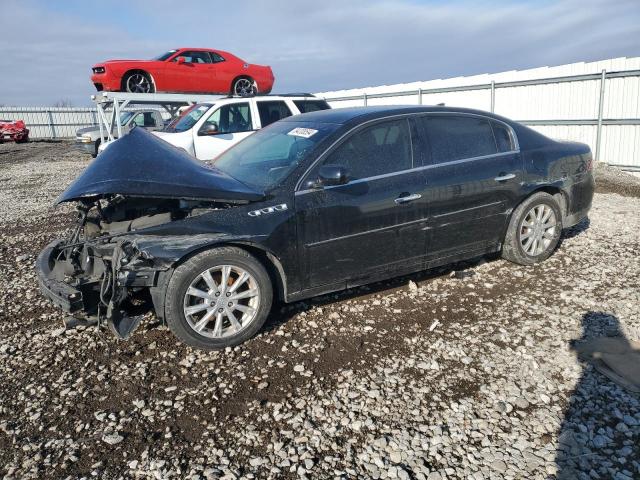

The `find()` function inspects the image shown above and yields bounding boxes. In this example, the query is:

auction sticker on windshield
[287,127,318,138]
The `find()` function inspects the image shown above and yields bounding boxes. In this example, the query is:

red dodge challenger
[91,48,275,96]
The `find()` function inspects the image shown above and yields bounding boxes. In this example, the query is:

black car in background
[37,106,594,350]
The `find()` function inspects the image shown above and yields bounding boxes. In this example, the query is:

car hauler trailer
[92,91,225,146]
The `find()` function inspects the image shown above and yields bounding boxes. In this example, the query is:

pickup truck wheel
[165,246,272,350]
[92,139,100,158]
[502,192,563,265]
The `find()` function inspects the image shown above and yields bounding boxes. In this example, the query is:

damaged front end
[37,128,264,339]
[38,197,216,338]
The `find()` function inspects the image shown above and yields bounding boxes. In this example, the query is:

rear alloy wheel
[502,192,563,265]
[165,247,272,350]
[232,77,257,96]
[123,72,154,94]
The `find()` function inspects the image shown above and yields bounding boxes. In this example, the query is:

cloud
[1,0,638,105]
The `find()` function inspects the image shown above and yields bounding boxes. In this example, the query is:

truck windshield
[213,121,340,190]
[119,112,134,126]
[164,104,212,133]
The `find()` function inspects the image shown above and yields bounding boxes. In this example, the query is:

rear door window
[311,118,412,181]
[257,101,293,127]
[293,100,331,113]
[419,115,498,164]
[201,103,253,134]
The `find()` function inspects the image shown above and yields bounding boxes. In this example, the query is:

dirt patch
[595,163,640,198]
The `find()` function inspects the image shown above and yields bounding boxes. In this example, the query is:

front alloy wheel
[125,73,153,93]
[183,265,260,339]
[165,246,272,350]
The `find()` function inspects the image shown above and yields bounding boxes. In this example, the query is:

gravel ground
[0,141,639,480]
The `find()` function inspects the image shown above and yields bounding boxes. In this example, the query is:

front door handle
[394,193,422,205]
[494,173,516,182]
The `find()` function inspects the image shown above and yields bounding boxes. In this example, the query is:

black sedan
[37,106,594,350]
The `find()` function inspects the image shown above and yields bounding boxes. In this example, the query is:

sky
[0,0,639,106]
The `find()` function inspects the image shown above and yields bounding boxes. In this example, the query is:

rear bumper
[36,241,85,313]
[74,139,97,156]
[1,129,29,141]
[566,172,595,227]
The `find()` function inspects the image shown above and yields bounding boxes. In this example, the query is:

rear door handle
[394,193,422,205]
[494,173,516,182]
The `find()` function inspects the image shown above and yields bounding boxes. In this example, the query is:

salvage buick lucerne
[37,106,594,350]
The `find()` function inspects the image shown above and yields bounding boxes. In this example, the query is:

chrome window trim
[295,111,520,193]
[294,150,519,196]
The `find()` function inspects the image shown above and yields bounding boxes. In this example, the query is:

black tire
[92,139,100,158]
[231,76,257,96]
[122,71,155,94]
[502,192,563,266]
[164,246,272,350]
[15,135,29,144]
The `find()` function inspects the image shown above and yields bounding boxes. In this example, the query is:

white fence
[0,107,98,139]
[319,57,640,171]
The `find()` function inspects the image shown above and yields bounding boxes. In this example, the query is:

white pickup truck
[153,94,331,160]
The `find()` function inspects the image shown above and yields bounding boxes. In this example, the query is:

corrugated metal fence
[0,107,98,139]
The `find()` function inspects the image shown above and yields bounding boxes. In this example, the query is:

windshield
[164,104,212,133]
[119,111,134,126]
[152,49,178,61]
[213,121,340,190]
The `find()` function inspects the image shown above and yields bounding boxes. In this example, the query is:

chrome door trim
[304,217,429,248]
[494,173,517,181]
[295,150,520,196]
[394,193,422,204]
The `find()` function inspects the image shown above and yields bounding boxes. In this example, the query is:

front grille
[94,83,103,91]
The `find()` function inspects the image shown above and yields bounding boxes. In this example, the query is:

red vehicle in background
[0,120,29,143]
[91,48,275,96]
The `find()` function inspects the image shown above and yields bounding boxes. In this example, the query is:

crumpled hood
[57,127,264,204]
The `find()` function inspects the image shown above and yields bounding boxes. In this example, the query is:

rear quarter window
[293,100,331,113]
[492,121,516,152]
[257,101,292,127]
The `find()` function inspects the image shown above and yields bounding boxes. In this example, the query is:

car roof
[193,96,329,108]
[281,105,516,126]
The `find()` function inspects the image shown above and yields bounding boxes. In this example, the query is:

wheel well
[172,242,286,299]
[121,69,153,90]
[150,242,287,324]
[229,75,255,94]
[529,186,568,218]
[236,244,286,302]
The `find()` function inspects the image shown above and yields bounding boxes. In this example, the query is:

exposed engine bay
[44,196,224,338]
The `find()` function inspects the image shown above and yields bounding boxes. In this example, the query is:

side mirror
[176,56,187,64]
[198,122,219,136]
[317,165,349,187]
